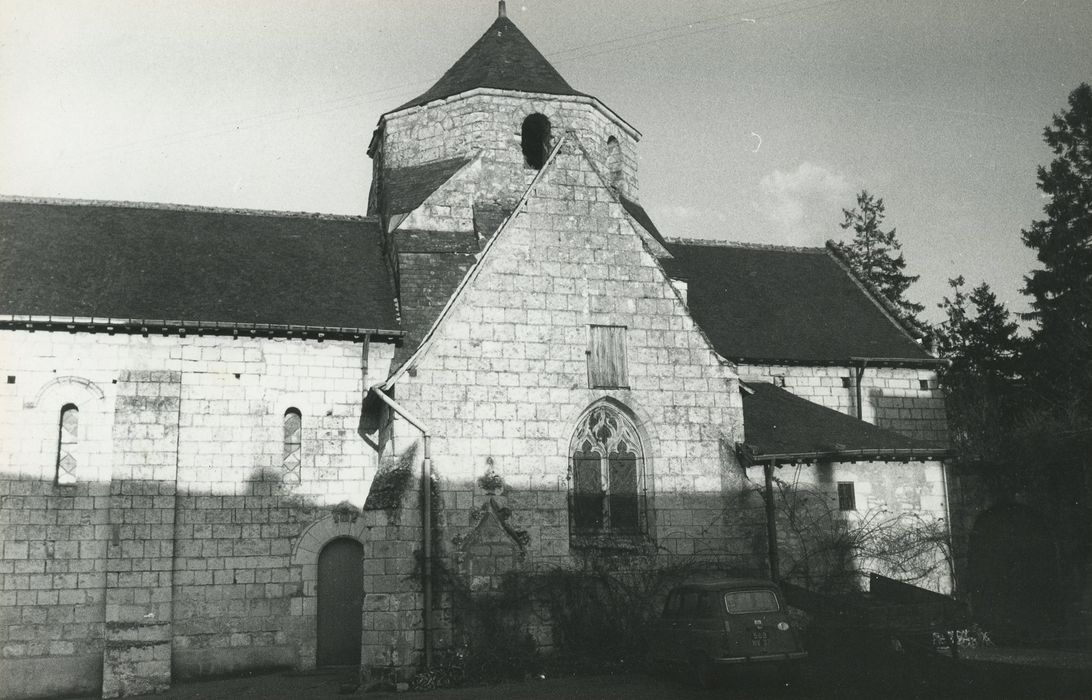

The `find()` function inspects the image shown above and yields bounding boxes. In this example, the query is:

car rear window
[723,589,779,613]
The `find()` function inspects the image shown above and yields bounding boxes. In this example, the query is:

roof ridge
[823,240,931,342]
[666,236,826,253]
[0,194,373,222]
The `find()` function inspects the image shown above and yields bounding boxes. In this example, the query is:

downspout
[940,460,956,594]
[853,360,868,421]
[764,460,780,581]
[369,387,434,669]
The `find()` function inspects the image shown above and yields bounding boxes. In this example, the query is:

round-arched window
[521,113,552,169]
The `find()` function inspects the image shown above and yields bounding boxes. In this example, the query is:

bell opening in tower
[521,113,552,169]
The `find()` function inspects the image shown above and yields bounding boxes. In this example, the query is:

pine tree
[835,190,925,323]
[1021,83,1092,419]
[935,278,1021,465]
[937,278,1021,378]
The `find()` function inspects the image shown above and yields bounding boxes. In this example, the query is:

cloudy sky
[2,0,1090,323]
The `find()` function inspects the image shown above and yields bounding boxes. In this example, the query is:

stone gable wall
[367,137,763,673]
[737,363,948,444]
[0,331,395,698]
[381,93,640,202]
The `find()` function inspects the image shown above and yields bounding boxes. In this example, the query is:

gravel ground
[95,670,738,700]
[83,646,1092,699]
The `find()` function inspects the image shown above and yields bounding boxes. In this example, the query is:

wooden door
[317,538,363,666]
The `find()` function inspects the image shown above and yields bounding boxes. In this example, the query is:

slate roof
[619,196,669,250]
[741,382,947,463]
[382,157,471,216]
[0,199,400,335]
[395,15,585,112]
[664,241,932,364]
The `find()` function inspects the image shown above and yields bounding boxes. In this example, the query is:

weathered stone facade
[0,331,396,698]
[735,363,950,595]
[358,136,761,675]
[375,91,640,207]
[746,459,952,595]
[0,8,957,698]
[737,363,948,444]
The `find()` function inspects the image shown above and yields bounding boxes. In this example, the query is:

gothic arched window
[521,113,552,169]
[56,404,78,485]
[283,408,302,484]
[569,403,647,539]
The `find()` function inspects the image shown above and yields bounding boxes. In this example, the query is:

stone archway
[291,512,368,669]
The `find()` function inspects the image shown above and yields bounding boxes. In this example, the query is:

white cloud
[757,162,855,245]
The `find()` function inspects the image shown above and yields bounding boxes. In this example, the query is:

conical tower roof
[395,4,585,112]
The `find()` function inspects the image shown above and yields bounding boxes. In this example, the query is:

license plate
[751,630,768,647]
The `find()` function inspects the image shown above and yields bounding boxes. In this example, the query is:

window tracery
[569,403,647,538]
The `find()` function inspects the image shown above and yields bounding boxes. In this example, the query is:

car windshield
[723,589,779,613]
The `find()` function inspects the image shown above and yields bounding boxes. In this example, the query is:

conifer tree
[835,190,924,323]
[935,277,1021,465]
[1021,82,1092,419]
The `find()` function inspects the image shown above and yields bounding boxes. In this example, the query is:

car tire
[692,657,718,690]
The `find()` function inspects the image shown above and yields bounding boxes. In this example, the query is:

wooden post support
[764,461,780,581]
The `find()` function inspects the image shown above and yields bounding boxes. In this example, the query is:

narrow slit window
[56,404,78,485]
[588,325,628,389]
[283,408,302,484]
[837,481,856,511]
[521,113,551,169]
[606,135,622,188]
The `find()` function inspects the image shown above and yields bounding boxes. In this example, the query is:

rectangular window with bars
[837,481,856,511]
[588,325,628,388]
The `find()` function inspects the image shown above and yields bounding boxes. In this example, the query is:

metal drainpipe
[940,460,957,594]
[369,387,434,669]
[854,360,868,421]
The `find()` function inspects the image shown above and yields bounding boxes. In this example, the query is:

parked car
[650,578,807,689]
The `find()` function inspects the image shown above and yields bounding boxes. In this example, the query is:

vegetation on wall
[770,476,953,595]
[363,442,418,516]
[411,552,736,688]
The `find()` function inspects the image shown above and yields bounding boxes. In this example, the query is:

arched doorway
[317,538,364,666]
[967,504,1061,641]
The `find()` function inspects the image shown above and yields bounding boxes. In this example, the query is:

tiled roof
[664,240,931,364]
[382,157,471,216]
[741,382,946,463]
[0,199,400,334]
[395,15,584,112]
[392,244,476,366]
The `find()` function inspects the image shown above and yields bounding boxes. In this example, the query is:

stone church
[0,4,951,698]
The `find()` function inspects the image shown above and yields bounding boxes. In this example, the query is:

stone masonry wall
[0,330,395,699]
[365,136,763,674]
[745,460,953,594]
[102,370,180,697]
[381,92,640,202]
[737,363,948,444]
